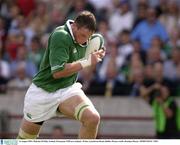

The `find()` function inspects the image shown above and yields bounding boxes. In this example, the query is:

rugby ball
[85,33,104,58]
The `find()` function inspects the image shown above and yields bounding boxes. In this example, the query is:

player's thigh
[58,95,93,119]
[20,118,41,134]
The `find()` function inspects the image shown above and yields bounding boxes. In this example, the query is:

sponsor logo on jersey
[73,47,77,54]
[26,113,32,119]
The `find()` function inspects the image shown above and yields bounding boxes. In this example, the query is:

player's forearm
[53,50,104,79]
[53,62,83,79]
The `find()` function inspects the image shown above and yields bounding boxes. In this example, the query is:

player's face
[74,26,93,44]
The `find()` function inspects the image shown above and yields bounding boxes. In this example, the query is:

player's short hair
[74,11,96,32]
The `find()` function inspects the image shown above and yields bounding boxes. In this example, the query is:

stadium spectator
[95,42,118,96]
[143,64,154,83]
[0,45,10,93]
[5,32,25,61]
[159,0,180,34]
[28,36,44,69]
[8,62,31,90]
[0,0,15,19]
[132,0,148,29]
[155,0,168,17]
[146,46,162,65]
[10,45,37,78]
[150,36,168,61]
[97,19,115,45]
[104,45,118,97]
[8,4,21,34]
[129,67,144,97]
[40,33,49,48]
[151,62,171,87]
[109,0,134,38]
[165,27,180,56]
[127,39,146,64]
[67,0,96,20]
[88,0,113,11]
[163,48,180,81]
[0,17,6,46]
[120,51,143,82]
[117,30,134,63]
[49,0,73,16]
[131,7,169,51]
[50,125,64,139]
[140,62,173,98]
[140,85,180,138]
[0,47,10,80]
[46,8,65,33]
[29,1,49,36]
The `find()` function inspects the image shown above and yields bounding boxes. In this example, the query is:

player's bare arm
[53,49,105,79]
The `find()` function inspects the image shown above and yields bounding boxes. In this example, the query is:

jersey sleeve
[49,31,70,73]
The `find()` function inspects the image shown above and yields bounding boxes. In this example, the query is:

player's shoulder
[51,26,71,41]
[53,26,69,36]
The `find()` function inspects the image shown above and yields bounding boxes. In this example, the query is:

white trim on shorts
[23,82,88,123]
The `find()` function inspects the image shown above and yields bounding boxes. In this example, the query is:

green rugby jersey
[33,20,88,92]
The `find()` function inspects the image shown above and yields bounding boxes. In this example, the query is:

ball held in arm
[85,33,104,58]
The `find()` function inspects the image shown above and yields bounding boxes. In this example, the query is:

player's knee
[83,111,100,127]
[74,101,100,127]
[74,102,90,121]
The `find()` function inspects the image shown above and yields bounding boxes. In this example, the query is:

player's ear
[74,22,81,30]
[72,23,78,31]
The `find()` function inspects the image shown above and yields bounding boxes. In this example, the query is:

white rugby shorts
[23,82,88,123]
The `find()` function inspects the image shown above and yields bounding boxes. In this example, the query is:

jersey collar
[66,19,75,41]
[66,19,88,47]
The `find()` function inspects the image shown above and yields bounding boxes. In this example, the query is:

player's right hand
[91,49,105,65]
[78,49,105,68]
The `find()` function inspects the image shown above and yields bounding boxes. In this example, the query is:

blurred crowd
[0,0,180,97]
